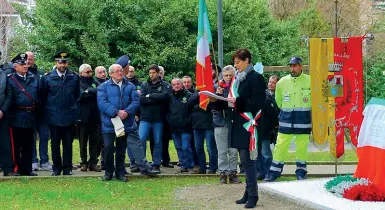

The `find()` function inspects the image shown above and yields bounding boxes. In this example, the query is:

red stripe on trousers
[8,127,18,173]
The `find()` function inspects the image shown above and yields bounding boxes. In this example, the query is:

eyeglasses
[83,71,92,74]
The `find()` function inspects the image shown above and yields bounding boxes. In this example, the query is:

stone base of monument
[259,178,385,210]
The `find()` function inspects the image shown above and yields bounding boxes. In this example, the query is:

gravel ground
[173,184,315,210]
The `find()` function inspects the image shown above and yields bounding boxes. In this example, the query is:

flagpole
[217,0,223,69]
[211,43,220,85]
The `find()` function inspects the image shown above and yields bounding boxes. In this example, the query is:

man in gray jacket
[0,69,16,176]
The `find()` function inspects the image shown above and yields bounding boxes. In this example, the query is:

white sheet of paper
[199,91,228,101]
[111,116,125,137]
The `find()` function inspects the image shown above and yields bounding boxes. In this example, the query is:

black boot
[235,191,248,204]
[244,196,258,209]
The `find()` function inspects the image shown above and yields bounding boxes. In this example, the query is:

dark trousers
[190,135,199,166]
[96,128,104,167]
[50,125,74,173]
[77,123,100,166]
[150,122,171,164]
[103,133,127,177]
[0,118,15,174]
[11,127,34,175]
[239,149,258,197]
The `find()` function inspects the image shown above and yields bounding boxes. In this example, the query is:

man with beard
[26,51,52,171]
[41,52,80,176]
[139,64,171,173]
[77,64,102,172]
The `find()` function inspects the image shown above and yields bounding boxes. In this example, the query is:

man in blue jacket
[98,64,159,182]
[7,53,39,176]
[41,52,80,176]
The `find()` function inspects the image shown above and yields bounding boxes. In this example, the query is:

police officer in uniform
[7,53,39,176]
[41,52,80,176]
[0,62,15,176]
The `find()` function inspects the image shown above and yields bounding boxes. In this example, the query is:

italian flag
[354,98,385,191]
[196,0,214,110]
[310,37,364,159]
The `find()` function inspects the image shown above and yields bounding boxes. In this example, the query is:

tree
[12,0,305,78]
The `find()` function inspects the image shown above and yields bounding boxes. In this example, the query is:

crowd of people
[0,48,312,208]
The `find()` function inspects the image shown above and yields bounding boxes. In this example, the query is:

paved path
[0,164,357,180]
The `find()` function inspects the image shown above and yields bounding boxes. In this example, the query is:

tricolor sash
[229,76,261,160]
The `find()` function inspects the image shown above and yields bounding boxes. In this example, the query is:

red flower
[343,183,385,202]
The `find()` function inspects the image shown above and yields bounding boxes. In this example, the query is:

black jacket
[77,76,100,124]
[128,76,142,90]
[96,77,107,85]
[0,70,11,114]
[140,79,171,122]
[216,70,267,149]
[191,91,214,130]
[262,89,280,140]
[166,88,193,133]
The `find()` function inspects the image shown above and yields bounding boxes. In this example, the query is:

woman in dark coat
[227,49,267,208]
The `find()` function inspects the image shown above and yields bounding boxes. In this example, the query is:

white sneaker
[40,162,53,171]
[32,162,39,171]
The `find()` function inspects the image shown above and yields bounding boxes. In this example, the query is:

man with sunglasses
[76,64,101,172]
[41,51,80,176]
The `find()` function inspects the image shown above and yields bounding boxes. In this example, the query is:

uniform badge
[92,84,96,88]
[182,97,187,103]
[60,52,67,58]
[157,86,162,91]
[303,97,308,103]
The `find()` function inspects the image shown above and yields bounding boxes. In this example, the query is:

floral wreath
[325,175,385,202]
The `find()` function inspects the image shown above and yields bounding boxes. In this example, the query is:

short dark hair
[269,75,280,82]
[232,48,252,64]
[148,64,160,73]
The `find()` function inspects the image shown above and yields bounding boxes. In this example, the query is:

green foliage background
[8,0,385,98]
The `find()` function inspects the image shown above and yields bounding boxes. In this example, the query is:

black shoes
[141,168,161,177]
[51,171,61,176]
[152,166,161,173]
[235,191,248,204]
[26,172,38,176]
[162,163,174,168]
[102,173,113,181]
[229,171,242,184]
[116,175,128,182]
[244,196,258,209]
[219,173,227,184]
[130,166,140,173]
[208,170,216,174]
[63,171,74,176]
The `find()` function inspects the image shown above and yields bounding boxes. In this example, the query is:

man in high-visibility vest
[264,57,311,182]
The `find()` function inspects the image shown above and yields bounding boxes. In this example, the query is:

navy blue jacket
[97,78,140,134]
[41,68,80,127]
[7,71,39,128]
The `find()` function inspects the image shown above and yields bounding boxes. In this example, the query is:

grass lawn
[0,176,296,210]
